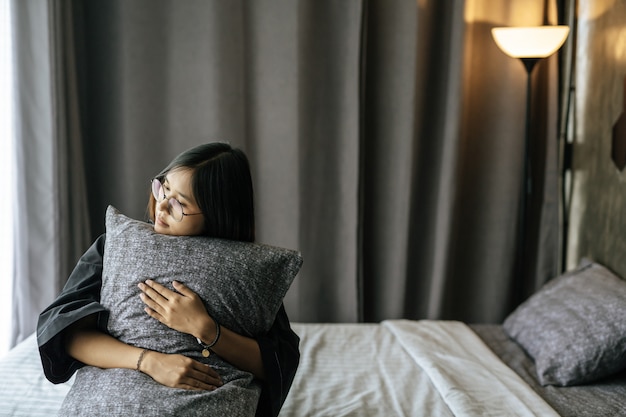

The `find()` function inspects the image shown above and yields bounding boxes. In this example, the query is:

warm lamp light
[491,26,570,59]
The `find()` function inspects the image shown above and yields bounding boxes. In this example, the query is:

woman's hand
[138,280,213,339]
[138,279,265,380]
[141,350,223,391]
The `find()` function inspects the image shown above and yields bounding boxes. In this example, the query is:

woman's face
[153,168,205,236]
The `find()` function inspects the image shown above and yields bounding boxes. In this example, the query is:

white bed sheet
[0,333,72,417]
[281,320,559,417]
[280,322,455,417]
[0,321,559,417]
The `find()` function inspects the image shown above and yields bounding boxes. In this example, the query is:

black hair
[148,142,255,242]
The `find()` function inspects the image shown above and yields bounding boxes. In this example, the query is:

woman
[37,142,299,417]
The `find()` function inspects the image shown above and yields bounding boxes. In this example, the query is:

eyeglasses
[151,179,203,222]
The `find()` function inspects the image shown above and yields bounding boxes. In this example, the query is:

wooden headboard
[567,0,626,279]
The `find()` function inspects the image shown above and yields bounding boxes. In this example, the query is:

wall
[567,0,626,278]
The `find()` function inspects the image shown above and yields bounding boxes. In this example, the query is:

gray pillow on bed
[503,260,626,387]
[59,205,303,416]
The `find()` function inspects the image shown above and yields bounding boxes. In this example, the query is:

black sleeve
[255,304,300,417]
[36,234,109,384]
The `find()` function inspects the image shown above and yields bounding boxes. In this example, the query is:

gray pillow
[503,260,626,386]
[59,205,302,416]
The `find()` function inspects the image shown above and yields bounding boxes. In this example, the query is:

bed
[1,258,626,417]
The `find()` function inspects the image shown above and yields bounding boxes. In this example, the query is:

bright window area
[0,0,14,356]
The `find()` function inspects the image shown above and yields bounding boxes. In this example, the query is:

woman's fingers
[137,280,178,313]
[191,359,222,381]
[142,279,175,299]
[139,278,209,335]
[146,352,223,391]
[183,364,223,390]
[138,289,166,317]
[141,303,164,323]
[174,358,223,391]
[172,280,196,298]
[139,280,198,305]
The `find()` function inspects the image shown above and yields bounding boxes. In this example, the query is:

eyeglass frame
[151,178,203,222]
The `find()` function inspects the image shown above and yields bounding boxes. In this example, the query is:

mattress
[1,320,624,416]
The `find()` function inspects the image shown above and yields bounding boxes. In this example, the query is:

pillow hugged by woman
[37,142,302,417]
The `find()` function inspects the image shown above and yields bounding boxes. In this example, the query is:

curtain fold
[10,0,565,344]
[50,0,92,305]
[11,0,90,346]
[12,0,57,346]
[361,0,455,321]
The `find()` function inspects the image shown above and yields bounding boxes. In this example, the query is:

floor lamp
[491,26,569,295]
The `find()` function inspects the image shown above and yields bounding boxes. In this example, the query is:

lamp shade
[491,26,570,58]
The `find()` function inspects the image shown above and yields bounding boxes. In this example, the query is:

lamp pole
[516,57,539,297]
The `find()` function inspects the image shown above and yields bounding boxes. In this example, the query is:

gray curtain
[11,0,564,345]
[11,0,90,347]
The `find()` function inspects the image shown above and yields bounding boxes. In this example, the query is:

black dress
[37,234,300,417]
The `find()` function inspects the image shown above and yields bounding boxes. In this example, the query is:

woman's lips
[156,214,168,227]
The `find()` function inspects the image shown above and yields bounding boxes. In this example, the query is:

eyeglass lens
[151,179,184,222]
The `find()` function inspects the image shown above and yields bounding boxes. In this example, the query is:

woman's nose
[157,197,170,212]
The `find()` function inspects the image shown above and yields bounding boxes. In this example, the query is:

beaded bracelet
[136,348,149,371]
[196,320,221,358]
